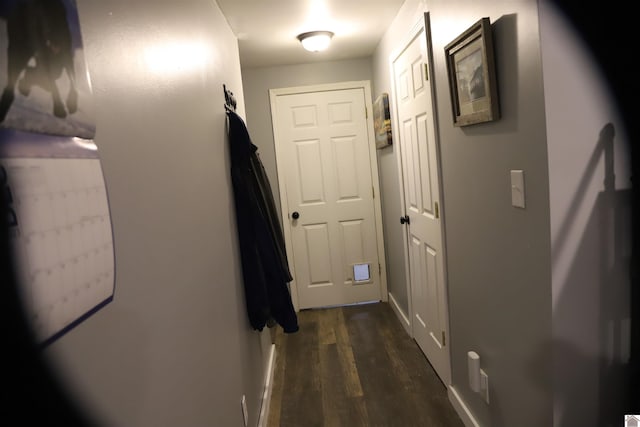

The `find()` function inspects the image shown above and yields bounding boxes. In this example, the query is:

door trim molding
[269,80,388,311]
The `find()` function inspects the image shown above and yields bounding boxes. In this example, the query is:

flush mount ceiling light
[297,31,334,52]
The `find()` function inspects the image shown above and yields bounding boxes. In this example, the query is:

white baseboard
[257,343,276,427]
[448,385,481,427]
[388,292,411,336]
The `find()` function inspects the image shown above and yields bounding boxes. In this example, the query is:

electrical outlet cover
[241,395,248,426]
[510,170,525,209]
[480,370,490,404]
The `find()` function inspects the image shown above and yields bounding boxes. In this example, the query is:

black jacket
[226,110,298,333]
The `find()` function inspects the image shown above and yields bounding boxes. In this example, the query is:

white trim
[257,344,276,427]
[269,88,299,310]
[363,81,389,304]
[388,292,411,336]
[448,385,481,427]
[269,80,388,310]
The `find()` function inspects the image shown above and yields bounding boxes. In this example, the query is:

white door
[391,14,451,386]
[270,83,385,310]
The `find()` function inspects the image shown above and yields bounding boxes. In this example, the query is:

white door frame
[269,80,388,311]
[389,13,452,383]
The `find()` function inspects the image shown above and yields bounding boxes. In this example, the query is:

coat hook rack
[223,84,236,112]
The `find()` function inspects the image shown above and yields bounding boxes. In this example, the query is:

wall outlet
[241,395,248,427]
[480,369,490,404]
[510,170,526,208]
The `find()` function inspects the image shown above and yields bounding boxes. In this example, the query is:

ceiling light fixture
[297,31,334,52]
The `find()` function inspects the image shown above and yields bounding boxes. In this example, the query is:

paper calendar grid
[5,156,114,343]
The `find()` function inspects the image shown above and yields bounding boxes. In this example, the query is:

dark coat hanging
[226,109,298,333]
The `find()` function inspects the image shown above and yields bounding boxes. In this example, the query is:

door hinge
[434,201,440,219]
[365,106,368,119]
[372,186,375,199]
[442,331,446,346]
[379,263,382,275]
[424,63,429,81]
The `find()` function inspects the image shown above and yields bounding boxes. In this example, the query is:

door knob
[400,215,410,225]
[292,211,300,220]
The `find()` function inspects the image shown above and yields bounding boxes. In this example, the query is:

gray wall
[44,1,270,425]
[369,1,632,425]
[36,1,631,426]
[241,58,373,214]
[428,1,553,426]
[541,2,632,426]
[373,1,554,425]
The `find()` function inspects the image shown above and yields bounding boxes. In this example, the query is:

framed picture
[0,0,96,139]
[444,17,499,127]
[373,93,392,148]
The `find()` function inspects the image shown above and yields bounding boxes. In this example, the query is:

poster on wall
[0,0,113,345]
[2,133,115,345]
[373,93,392,149]
[0,0,96,139]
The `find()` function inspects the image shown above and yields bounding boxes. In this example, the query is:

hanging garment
[226,109,298,333]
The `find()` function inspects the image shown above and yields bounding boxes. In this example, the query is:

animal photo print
[0,0,95,139]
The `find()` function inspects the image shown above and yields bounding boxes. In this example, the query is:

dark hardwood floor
[267,302,465,427]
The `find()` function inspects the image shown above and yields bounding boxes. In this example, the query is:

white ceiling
[216,0,406,68]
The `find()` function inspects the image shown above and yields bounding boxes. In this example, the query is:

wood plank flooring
[267,302,465,427]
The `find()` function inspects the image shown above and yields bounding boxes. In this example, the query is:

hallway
[267,302,465,427]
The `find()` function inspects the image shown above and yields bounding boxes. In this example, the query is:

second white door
[271,83,384,310]
[391,14,451,386]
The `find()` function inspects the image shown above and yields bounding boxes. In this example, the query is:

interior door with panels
[271,83,385,310]
[391,13,451,386]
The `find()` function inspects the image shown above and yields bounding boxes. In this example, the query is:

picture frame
[444,17,499,127]
[0,0,96,139]
[373,93,392,148]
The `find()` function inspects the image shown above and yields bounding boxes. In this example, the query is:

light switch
[511,170,525,208]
